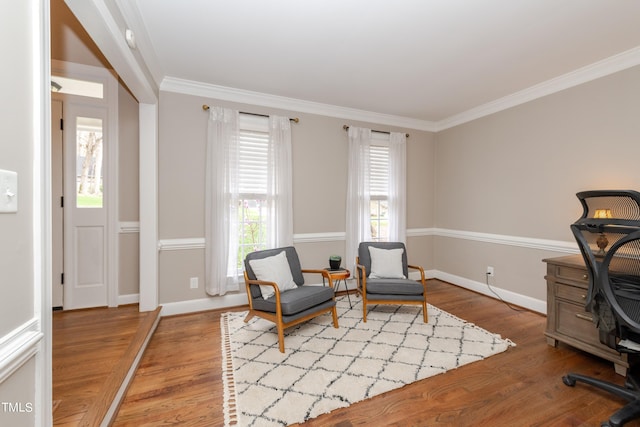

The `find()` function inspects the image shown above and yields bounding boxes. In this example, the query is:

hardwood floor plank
[53,305,158,426]
[106,281,638,426]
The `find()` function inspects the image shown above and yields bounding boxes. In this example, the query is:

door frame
[51,59,119,308]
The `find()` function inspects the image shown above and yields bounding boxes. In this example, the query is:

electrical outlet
[190,277,199,289]
[486,266,494,277]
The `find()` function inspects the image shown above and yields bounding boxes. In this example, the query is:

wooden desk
[544,255,628,375]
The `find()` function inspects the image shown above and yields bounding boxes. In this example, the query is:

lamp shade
[594,209,613,219]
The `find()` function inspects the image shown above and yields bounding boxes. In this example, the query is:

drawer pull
[575,313,593,322]
[581,294,586,300]
[582,274,588,280]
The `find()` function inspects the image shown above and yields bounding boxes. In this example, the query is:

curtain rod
[202,104,299,123]
[342,125,409,138]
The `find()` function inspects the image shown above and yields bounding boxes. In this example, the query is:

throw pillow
[249,251,298,299]
[368,246,406,279]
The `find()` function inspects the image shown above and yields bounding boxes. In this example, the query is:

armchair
[243,246,339,353]
[356,242,428,323]
[563,190,640,427]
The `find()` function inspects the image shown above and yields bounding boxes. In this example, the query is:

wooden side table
[323,269,352,308]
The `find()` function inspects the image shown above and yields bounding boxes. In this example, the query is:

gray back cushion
[244,246,304,298]
[358,242,408,278]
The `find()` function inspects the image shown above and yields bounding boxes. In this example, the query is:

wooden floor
[52,304,159,426]
[55,281,640,426]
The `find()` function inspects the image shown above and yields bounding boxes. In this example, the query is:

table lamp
[594,209,612,256]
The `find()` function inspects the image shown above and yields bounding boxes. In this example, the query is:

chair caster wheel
[562,375,576,387]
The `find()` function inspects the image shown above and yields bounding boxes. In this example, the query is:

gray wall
[434,65,640,303]
[156,64,640,310]
[157,90,436,304]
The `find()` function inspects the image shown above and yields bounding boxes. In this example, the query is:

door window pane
[76,117,103,208]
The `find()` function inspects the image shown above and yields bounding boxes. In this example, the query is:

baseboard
[432,270,547,314]
[160,294,248,317]
[158,270,545,317]
[118,293,140,306]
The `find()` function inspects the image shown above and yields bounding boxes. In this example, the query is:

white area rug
[221,296,515,426]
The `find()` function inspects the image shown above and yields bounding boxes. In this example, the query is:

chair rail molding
[119,221,140,233]
[155,228,577,254]
[434,228,578,254]
[0,318,43,384]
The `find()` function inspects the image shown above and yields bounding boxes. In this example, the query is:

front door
[63,103,108,309]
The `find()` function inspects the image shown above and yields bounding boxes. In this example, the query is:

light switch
[0,169,18,213]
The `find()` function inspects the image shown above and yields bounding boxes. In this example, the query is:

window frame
[234,114,270,274]
[369,134,390,242]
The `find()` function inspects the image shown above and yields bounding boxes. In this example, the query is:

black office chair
[563,190,640,427]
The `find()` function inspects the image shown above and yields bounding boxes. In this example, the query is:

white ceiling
[127,0,640,129]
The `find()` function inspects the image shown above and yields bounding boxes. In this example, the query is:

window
[236,115,269,273]
[370,136,390,241]
[75,117,104,208]
[205,107,293,295]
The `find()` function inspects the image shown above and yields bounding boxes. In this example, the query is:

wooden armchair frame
[243,260,339,353]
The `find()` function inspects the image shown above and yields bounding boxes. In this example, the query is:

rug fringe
[221,313,239,426]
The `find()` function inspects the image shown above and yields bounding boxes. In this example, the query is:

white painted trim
[154,228,577,254]
[294,232,345,243]
[33,1,52,424]
[157,237,205,251]
[161,76,439,132]
[433,270,547,314]
[107,68,119,308]
[139,103,159,312]
[0,319,43,384]
[406,228,436,237]
[433,46,640,131]
[119,221,140,233]
[434,228,578,254]
[118,293,140,305]
[160,294,248,317]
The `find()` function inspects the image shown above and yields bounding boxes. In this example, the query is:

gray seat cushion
[252,285,335,316]
[365,278,424,296]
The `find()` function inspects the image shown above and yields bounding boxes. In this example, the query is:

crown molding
[435,46,640,131]
[162,46,640,133]
[161,76,439,132]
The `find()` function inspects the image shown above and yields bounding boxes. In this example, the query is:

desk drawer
[555,283,588,304]
[556,300,598,346]
[555,265,589,286]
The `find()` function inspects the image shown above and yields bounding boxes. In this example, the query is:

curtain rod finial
[202,104,210,111]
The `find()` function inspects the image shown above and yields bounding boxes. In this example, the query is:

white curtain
[205,106,240,296]
[267,116,294,248]
[388,131,407,243]
[345,126,372,272]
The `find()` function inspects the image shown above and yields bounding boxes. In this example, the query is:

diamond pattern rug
[221,296,515,426]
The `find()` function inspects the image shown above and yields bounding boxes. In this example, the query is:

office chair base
[563,372,640,427]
